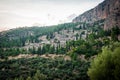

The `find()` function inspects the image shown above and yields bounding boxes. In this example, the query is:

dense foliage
[88,42,120,80]
[0,57,90,80]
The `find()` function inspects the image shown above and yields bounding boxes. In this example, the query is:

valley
[0,0,120,80]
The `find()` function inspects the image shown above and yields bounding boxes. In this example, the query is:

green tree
[111,26,120,41]
[75,33,79,40]
[88,46,120,80]
[49,46,55,54]
[32,46,36,54]
[37,46,42,55]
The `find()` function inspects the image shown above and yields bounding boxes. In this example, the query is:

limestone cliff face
[73,0,120,30]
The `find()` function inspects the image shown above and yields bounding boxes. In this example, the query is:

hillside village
[22,24,89,50]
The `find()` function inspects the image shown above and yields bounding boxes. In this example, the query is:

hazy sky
[0,0,104,31]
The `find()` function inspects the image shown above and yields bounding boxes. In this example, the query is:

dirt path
[6,54,71,61]
[0,54,91,61]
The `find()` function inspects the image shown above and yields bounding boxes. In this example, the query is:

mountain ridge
[73,0,120,30]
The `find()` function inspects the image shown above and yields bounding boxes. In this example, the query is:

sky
[0,0,104,31]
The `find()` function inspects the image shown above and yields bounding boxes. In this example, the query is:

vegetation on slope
[88,42,120,80]
[0,57,90,80]
[0,20,120,80]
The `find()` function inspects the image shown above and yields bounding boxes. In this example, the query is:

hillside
[0,23,79,48]
[0,0,120,80]
[0,20,120,80]
[73,0,120,30]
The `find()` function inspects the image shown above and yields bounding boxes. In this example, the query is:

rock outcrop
[73,0,120,30]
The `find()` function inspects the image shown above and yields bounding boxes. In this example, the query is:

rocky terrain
[73,0,120,30]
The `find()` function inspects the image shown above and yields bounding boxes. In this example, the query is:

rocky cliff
[73,0,120,30]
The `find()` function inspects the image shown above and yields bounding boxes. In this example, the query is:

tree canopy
[88,43,120,80]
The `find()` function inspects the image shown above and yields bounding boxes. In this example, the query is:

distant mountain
[32,23,46,27]
[73,0,120,30]
[67,14,77,22]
